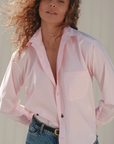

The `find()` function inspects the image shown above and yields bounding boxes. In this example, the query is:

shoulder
[78,31,97,44]
[78,31,103,50]
[69,27,97,45]
[70,28,105,58]
[73,29,101,51]
[11,46,37,74]
[11,46,37,63]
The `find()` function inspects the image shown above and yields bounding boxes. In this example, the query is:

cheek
[38,7,41,18]
[59,9,67,18]
[38,3,44,17]
[38,1,45,12]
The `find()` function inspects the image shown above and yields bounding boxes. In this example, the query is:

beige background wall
[0,0,114,144]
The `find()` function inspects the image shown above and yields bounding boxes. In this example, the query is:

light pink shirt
[1,26,114,144]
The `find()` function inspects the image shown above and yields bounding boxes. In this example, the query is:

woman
[0,0,114,144]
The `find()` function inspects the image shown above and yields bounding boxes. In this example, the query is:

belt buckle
[54,129,59,136]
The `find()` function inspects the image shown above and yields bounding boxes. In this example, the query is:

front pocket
[28,123,39,135]
[64,70,89,101]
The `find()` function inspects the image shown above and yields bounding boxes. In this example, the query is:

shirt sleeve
[85,39,114,130]
[0,51,33,126]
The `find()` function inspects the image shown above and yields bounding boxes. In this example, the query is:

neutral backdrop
[0,0,114,144]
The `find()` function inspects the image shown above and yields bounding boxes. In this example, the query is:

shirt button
[61,114,64,118]
[36,113,39,116]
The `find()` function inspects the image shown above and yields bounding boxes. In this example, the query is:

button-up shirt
[0,26,114,144]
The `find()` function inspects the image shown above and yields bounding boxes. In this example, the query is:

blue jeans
[25,115,99,144]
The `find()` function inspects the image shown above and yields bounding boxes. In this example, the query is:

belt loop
[39,123,45,134]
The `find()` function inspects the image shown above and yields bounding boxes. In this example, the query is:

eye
[60,0,64,3]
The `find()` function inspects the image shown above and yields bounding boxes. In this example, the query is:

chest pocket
[64,70,89,101]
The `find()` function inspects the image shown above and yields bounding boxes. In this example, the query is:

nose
[49,0,56,7]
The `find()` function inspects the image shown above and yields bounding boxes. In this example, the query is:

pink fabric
[34,113,59,128]
[0,26,114,144]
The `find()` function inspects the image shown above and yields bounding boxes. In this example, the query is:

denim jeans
[93,134,99,144]
[25,115,99,144]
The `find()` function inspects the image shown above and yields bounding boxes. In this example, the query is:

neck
[41,24,63,50]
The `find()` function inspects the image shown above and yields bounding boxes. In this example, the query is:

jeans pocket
[28,123,39,136]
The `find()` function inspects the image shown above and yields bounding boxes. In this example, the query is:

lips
[46,10,57,15]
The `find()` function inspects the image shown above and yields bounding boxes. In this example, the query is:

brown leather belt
[32,116,59,136]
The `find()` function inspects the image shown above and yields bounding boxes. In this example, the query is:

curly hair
[0,0,82,62]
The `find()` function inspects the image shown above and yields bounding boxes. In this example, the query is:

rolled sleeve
[85,39,114,129]
[0,51,33,126]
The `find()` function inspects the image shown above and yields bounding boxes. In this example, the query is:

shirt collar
[26,26,81,48]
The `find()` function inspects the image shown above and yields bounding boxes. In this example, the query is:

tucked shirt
[0,26,114,144]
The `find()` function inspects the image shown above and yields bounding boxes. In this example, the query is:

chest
[45,48,59,85]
